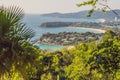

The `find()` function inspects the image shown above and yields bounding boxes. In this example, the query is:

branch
[99,3,120,16]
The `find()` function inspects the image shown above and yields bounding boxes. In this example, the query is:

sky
[0,0,120,14]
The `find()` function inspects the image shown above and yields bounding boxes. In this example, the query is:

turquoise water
[24,14,102,50]
[34,43,63,50]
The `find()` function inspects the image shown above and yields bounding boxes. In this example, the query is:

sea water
[34,43,63,51]
[23,14,101,50]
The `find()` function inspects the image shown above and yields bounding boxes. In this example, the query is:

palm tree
[0,6,39,79]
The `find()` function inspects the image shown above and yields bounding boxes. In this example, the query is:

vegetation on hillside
[29,29,120,80]
[39,32,103,46]
[0,4,120,80]
[0,6,41,80]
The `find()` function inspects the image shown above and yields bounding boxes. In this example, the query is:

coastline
[36,41,64,46]
[35,42,75,50]
[67,26,106,33]
[36,42,73,48]
[36,26,106,50]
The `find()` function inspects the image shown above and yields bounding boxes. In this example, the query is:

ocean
[23,14,101,50]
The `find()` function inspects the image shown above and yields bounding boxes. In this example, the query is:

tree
[0,6,40,79]
[86,30,120,80]
[64,30,120,80]
[77,0,118,16]
[65,42,98,80]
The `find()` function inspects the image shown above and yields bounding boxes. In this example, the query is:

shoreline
[39,43,75,50]
[40,43,75,50]
[36,42,73,47]
[35,26,105,50]
[67,26,106,33]
[35,41,64,46]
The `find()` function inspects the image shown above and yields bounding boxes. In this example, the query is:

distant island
[41,9,120,20]
[40,22,74,27]
[38,32,103,46]
[40,22,105,29]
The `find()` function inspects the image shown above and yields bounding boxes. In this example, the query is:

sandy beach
[67,46,75,50]
[68,26,106,33]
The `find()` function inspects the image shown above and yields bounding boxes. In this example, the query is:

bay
[23,14,101,50]
[34,43,63,51]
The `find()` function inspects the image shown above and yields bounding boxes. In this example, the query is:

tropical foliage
[77,0,110,16]
[0,6,40,80]
[0,4,120,80]
[28,30,120,80]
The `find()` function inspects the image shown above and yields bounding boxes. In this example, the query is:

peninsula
[40,22,105,29]
[38,32,103,46]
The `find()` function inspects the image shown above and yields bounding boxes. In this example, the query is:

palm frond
[0,7,10,37]
[0,6,37,78]
[4,6,24,25]
[0,6,35,40]
[11,23,35,41]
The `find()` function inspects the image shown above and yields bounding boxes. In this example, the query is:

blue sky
[0,0,120,14]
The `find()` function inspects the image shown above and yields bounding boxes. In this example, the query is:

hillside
[40,22,104,29]
[41,10,120,20]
